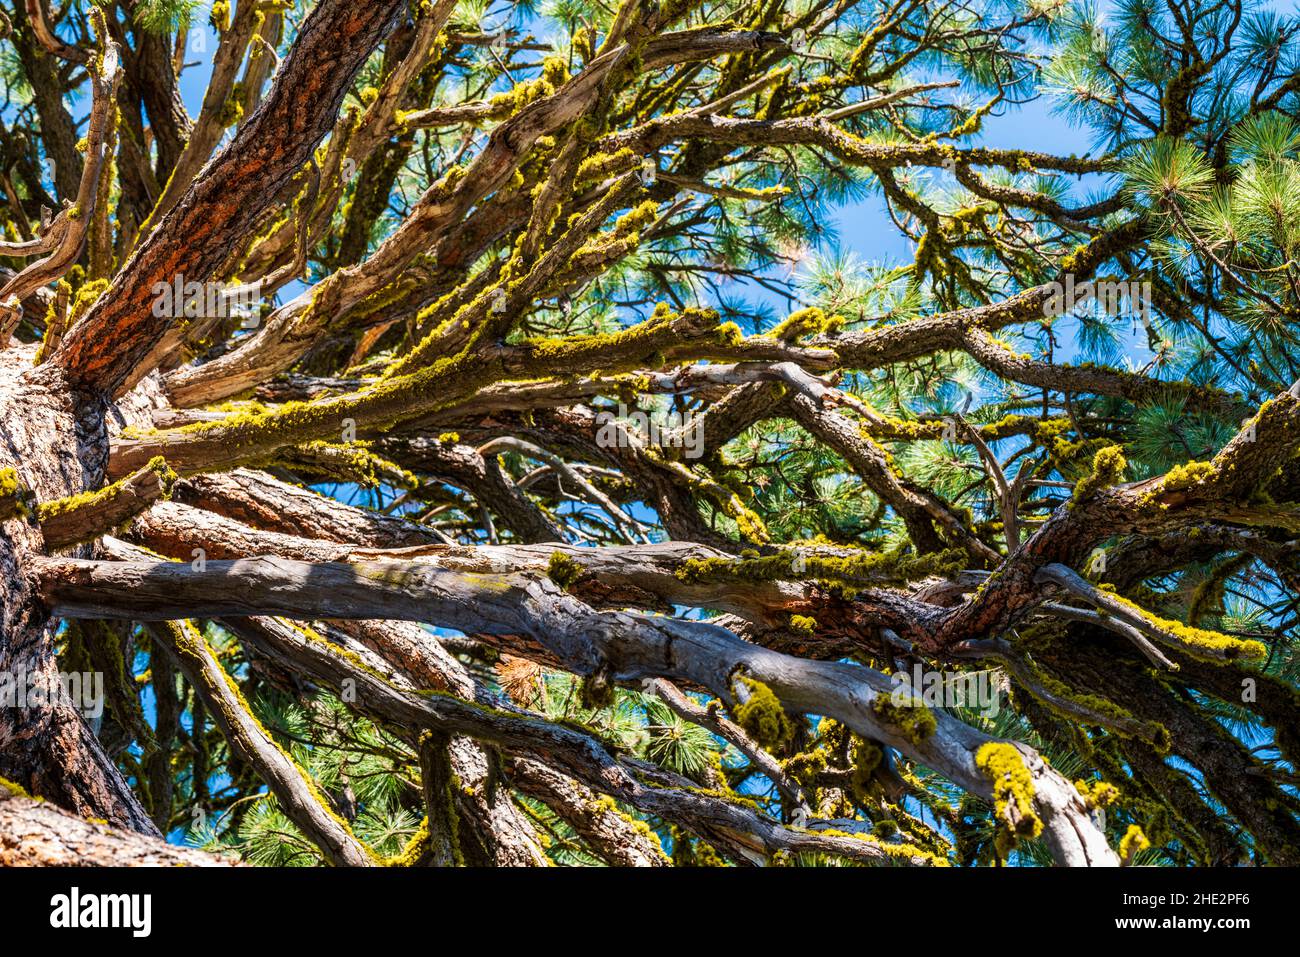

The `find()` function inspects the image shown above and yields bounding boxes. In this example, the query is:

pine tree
[0,0,1296,868]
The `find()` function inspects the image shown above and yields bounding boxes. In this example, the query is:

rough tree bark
[1,0,1295,870]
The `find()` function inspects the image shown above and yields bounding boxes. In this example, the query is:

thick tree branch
[0,782,236,866]
[52,0,409,396]
[31,550,1118,864]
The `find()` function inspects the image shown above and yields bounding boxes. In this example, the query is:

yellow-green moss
[870,695,937,745]
[290,441,417,490]
[0,776,33,799]
[383,816,430,866]
[1014,650,1170,748]
[37,456,176,527]
[1100,589,1268,661]
[546,551,584,590]
[782,748,829,790]
[1075,778,1120,809]
[788,614,817,637]
[675,546,964,589]
[872,818,899,838]
[849,737,883,801]
[1139,459,1217,507]
[767,307,844,341]
[1188,554,1252,623]
[814,826,951,866]
[587,795,671,862]
[671,825,727,866]
[168,621,384,865]
[734,676,794,753]
[210,0,231,31]
[0,467,27,519]
[1119,823,1150,860]
[975,742,1042,856]
[1071,445,1126,505]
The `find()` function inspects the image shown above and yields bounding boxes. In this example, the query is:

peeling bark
[0,785,236,866]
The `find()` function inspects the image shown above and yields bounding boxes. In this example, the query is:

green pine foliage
[7,0,1298,868]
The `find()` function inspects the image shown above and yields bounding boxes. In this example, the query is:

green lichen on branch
[974,742,1042,860]
[1119,823,1150,862]
[287,441,418,490]
[587,794,671,862]
[38,456,175,523]
[670,825,727,866]
[163,620,383,865]
[546,550,585,590]
[1070,445,1126,506]
[37,457,177,545]
[767,306,844,341]
[383,816,431,867]
[643,449,770,544]
[0,776,34,799]
[787,614,817,637]
[782,747,829,791]
[849,736,883,802]
[675,545,965,588]
[1188,554,1253,623]
[812,826,951,866]
[1139,459,1217,507]
[733,676,795,753]
[869,695,937,746]
[414,730,464,867]
[1075,778,1121,809]
[125,305,742,477]
[0,467,32,520]
[1012,647,1171,748]
[1097,587,1268,662]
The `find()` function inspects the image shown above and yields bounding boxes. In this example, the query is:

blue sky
[31,0,1290,850]
[167,4,1102,315]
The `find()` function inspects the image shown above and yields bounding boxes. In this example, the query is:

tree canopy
[0,0,1298,868]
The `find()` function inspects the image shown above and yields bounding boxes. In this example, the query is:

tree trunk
[0,346,156,833]
[0,783,234,866]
